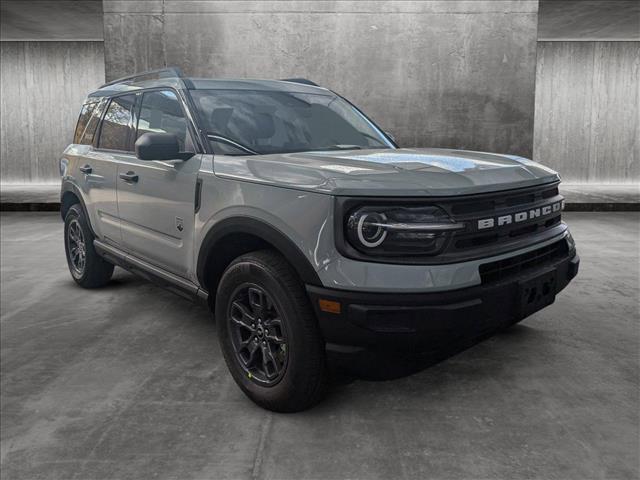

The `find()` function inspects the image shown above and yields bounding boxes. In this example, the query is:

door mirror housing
[135,132,194,161]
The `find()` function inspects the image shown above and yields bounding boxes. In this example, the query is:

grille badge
[477,200,564,230]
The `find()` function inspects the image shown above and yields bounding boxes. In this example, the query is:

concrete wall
[0,41,105,184]
[0,0,104,41]
[103,0,539,158]
[534,41,640,184]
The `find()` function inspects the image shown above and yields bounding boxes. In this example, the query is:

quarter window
[136,90,190,150]
[98,95,136,151]
[74,98,106,145]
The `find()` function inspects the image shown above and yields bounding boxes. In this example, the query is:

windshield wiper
[315,145,364,151]
[207,133,258,155]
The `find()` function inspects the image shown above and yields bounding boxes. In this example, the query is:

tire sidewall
[64,204,110,286]
[216,257,322,406]
[64,205,88,282]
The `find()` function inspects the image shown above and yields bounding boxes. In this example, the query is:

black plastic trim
[307,248,579,351]
[194,178,203,213]
[60,181,95,235]
[196,216,322,288]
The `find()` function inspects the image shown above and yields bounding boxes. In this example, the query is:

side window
[98,95,136,151]
[136,90,191,150]
[74,102,95,144]
[74,98,106,145]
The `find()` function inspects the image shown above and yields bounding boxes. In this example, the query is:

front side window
[136,90,190,150]
[191,89,394,155]
[74,98,107,145]
[98,95,136,151]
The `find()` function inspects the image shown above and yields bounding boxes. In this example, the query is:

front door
[72,97,122,246]
[116,90,201,278]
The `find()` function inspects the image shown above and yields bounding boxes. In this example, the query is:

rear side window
[136,90,190,150]
[74,98,106,145]
[98,95,136,151]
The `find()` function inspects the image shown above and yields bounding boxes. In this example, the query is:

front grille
[442,183,563,255]
[479,239,569,284]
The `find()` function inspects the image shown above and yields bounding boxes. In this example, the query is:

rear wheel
[215,250,327,412]
[64,204,114,288]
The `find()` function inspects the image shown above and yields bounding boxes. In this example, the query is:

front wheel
[64,204,114,288]
[215,250,327,412]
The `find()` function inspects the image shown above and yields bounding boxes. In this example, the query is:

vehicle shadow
[325,324,536,384]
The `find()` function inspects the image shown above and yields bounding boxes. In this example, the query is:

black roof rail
[100,67,185,89]
[280,78,320,87]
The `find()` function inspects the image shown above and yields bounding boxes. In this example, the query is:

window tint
[74,102,95,144]
[98,95,136,151]
[136,90,189,150]
[74,98,106,145]
[191,89,393,155]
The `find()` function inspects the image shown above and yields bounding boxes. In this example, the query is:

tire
[215,250,327,412]
[64,204,114,288]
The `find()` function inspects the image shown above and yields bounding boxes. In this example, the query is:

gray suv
[61,68,579,412]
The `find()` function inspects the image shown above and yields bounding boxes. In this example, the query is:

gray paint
[211,147,560,197]
[534,41,640,184]
[102,0,539,158]
[0,1,104,41]
[0,41,105,184]
[538,0,640,41]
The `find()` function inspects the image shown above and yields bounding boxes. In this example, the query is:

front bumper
[307,240,579,352]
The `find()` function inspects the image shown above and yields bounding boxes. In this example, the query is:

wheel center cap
[256,325,264,338]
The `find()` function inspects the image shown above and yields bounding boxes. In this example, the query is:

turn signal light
[318,299,341,314]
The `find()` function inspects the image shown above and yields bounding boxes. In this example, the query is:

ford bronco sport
[61,68,579,412]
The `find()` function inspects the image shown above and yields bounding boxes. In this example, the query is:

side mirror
[135,132,194,161]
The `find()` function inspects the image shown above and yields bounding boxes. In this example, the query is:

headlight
[345,205,464,256]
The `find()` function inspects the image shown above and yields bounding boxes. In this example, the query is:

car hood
[213,148,560,196]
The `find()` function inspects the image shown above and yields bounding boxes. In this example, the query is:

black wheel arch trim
[60,181,97,237]
[196,216,322,289]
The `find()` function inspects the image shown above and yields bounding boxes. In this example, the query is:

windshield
[191,89,394,155]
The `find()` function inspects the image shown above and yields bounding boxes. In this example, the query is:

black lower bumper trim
[307,250,579,352]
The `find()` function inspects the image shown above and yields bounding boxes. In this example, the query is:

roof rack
[280,78,320,87]
[100,67,185,89]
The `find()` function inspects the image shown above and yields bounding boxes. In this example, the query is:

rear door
[71,96,123,246]
[116,89,201,278]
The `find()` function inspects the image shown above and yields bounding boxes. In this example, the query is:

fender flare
[60,181,92,226]
[196,216,322,288]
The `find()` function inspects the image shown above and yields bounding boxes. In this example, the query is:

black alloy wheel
[227,284,288,386]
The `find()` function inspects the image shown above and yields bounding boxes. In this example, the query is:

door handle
[119,171,139,183]
[79,164,92,174]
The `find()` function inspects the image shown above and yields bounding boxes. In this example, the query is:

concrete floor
[1,213,638,480]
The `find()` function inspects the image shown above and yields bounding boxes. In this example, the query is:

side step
[94,240,209,303]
